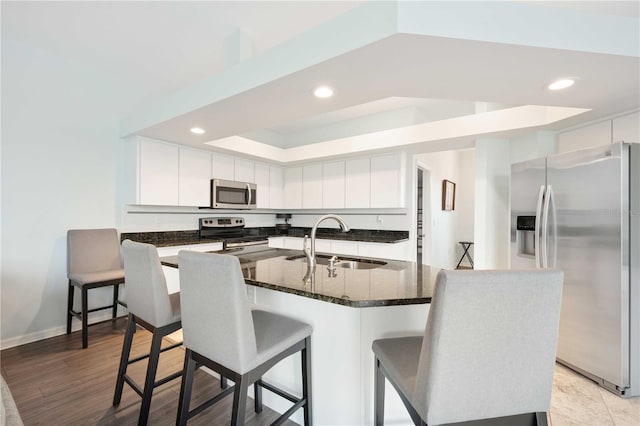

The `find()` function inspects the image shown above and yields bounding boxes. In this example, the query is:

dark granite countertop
[122,227,408,247]
[161,246,437,308]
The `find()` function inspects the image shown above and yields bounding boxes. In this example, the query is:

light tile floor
[550,363,640,426]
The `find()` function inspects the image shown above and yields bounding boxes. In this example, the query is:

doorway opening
[416,166,431,265]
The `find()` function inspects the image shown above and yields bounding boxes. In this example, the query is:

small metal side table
[455,241,474,269]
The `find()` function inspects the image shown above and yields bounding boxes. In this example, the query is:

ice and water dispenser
[516,216,536,257]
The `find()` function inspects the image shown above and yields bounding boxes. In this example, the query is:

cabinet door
[254,163,270,208]
[178,148,211,207]
[370,154,402,208]
[269,166,284,209]
[285,167,303,209]
[211,154,235,180]
[323,161,345,209]
[613,111,639,143]
[139,139,179,205]
[558,121,612,153]
[345,158,370,208]
[235,159,255,183]
[303,164,323,209]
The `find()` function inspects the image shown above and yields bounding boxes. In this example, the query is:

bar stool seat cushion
[371,336,422,400]
[69,269,125,286]
[252,309,313,371]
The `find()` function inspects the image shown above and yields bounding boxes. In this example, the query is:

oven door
[211,179,257,209]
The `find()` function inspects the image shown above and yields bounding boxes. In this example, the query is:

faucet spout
[304,214,350,271]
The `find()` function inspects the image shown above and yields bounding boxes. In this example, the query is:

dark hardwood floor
[1,319,296,426]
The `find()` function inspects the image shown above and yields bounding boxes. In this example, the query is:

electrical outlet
[377,215,383,223]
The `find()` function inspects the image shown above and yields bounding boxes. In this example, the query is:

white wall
[1,37,130,347]
[414,149,475,269]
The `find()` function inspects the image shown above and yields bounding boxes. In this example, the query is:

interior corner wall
[474,139,511,269]
[1,37,125,348]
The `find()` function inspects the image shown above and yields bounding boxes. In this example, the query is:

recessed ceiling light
[190,127,205,134]
[314,86,334,98]
[548,79,575,91]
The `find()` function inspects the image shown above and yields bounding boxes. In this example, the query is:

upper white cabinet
[234,159,255,183]
[613,111,640,143]
[558,121,611,153]
[254,162,270,209]
[211,154,235,180]
[285,167,303,209]
[345,158,370,208]
[178,148,211,207]
[370,153,405,208]
[139,139,179,205]
[322,161,345,209]
[269,166,284,209]
[303,164,323,209]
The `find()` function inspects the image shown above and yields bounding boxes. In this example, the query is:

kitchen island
[162,246,437,425]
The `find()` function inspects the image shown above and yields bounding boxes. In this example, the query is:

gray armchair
[373,269,563,426]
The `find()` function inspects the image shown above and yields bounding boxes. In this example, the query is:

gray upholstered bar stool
[373,269,564,426]
[113,240,183,426]
[66,228,125,348]
[176,251,313,426]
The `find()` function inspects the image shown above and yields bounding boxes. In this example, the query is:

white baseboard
[0,309,126,350]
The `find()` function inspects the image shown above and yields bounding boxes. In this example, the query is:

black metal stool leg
[254,379,263,413]
[375,357,385,426]
[231,374,249,426]
[177,350,197,426]
[302,336,312,426]
[66,281,74,334]
[112,283,120,320]
[113,313,136,406]
[81,286,89,349]
[138,328,164,426]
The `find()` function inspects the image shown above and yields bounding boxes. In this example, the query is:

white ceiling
[3,1,639,160]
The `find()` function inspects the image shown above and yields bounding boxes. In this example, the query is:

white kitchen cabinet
[345,158,370,208]
[303,164,323,209]
[358,241,408,261]
[331,240,359,256]
[254,162,270,208]
[178,148,211,207]
[269,166,284,209]
[211,154,235,181]
[284,237,304,251]
[139,139,179,206]
[558,121,612,153]
[234,159,255,183]
[268,237,286,249]
[285,167,303,209]
[370,153,404,208]
[613,111,640,143]
[157,242,223,294]
[323,161,345,209]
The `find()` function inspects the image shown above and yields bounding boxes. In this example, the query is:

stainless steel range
[199,217,269,250]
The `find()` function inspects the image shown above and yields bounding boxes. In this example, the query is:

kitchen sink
[285,254,387,270]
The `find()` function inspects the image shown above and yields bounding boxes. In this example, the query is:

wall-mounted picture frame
[442,179,456,211]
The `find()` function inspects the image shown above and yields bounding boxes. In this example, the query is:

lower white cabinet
[157,242,223,294]
[268,237,407,261]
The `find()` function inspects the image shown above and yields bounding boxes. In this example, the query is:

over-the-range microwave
[209,178,257,209]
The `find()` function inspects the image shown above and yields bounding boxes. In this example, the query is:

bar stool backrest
[67,228,121,276]
[178,251,257,373]
[121,240,176,327]
[413,269,563,425]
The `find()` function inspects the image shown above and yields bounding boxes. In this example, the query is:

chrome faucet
[303,214,350,271]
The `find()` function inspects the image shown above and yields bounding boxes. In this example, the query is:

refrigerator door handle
[541,185,557,268]
[534,185,545,269]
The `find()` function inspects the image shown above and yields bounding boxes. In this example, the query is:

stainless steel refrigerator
[510,142,639,397]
